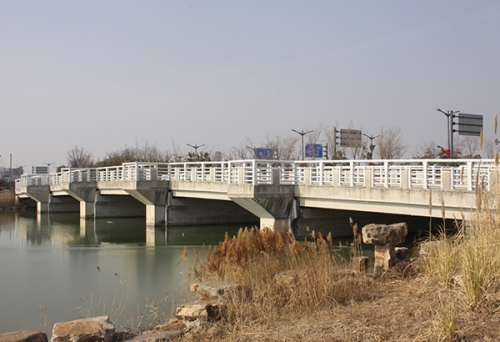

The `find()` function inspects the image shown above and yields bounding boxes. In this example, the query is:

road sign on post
[255,148,274,160]
[339,129,362,147]
[305,144,323,159]
[456,113,483,136]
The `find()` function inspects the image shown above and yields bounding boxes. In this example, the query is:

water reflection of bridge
[15,159,494,244]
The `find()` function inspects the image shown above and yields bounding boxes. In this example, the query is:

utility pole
[292,129,313,160]
[9,154,12,189]
[437,109,460,158]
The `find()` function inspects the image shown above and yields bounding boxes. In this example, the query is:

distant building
[0,167,23,181]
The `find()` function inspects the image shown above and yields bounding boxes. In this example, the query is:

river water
[0,212,247,334]
[0,211,381,335]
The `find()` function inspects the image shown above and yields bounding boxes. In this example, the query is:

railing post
[365,168,372,188]
[422,161,428,190]
[333,166,340,187]
[252,160,257,185]
[349,161,354,187]
[441,170,451,191]
[400,168,409,189]
[319,161,324,185]
[467,161,473,191]
[383,161,389,188]
[304,168,312,186]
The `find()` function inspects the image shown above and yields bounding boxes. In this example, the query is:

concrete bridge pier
[228,182,297,231]
[21,185,50,213]
[146,226,166,246]
[122,181,169,227]
[65,183,98,218]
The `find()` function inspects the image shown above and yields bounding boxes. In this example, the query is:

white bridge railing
[15,159,498,192]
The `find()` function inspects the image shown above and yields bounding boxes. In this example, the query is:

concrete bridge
[15,159,496,243]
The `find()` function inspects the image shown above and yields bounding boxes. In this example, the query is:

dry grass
[178,179,500,341]
[185,226,377,340]
[0,189,16,209]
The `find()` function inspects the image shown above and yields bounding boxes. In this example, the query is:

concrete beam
[166,194,258,226]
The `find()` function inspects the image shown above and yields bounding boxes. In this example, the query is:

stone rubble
[0,281,254,342]
[0,329,48,342]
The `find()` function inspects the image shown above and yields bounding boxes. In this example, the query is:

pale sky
[1,1,499,171]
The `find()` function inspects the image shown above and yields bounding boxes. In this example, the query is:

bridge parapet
[16,159,496,191]
[294,159,495,191]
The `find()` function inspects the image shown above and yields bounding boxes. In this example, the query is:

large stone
[51,316,114,342]
[374,244,397,276]
[175,301,225,322]
[351,256,369,273]
[0,330,48,342]
[190,281,251,301]
[362,222,408,246]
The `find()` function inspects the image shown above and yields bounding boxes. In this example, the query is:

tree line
[63,124,491,169]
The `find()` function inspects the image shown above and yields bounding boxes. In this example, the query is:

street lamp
[292,129,313,160]
[43,162,55,174]
[187,144,205,154]
[363,133,380,160]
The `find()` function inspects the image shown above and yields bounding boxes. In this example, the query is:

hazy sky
[1,1,499,170]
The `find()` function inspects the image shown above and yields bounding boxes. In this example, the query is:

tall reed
[192,227,374,326]
[422,166,500,307]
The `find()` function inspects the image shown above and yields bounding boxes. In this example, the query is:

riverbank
[179,274,500,341]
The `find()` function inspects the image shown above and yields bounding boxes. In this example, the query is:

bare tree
[483,139,495,158]
[455,136,481,158]
[376,127,407,159]
[412,141,446,159]
[229,138,255,160]
[67,146,94,167]
[264,135,300,160]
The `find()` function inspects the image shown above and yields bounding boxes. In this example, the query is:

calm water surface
[0,212,244,334]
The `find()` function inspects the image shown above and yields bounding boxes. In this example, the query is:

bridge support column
[228,183,296,231]
[65,182,97,218]
[146,205,166,227]
[146,226,166,246]
[20,185,50,213]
